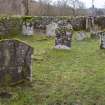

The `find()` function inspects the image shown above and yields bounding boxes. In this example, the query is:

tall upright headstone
[55,21,73,49]
[22,19,34,36]
[46,22,58,37]
[0,39,33,86]
[86,17,94,31]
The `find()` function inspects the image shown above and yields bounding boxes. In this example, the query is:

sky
[79,0,105,8]
[35,0,105,8]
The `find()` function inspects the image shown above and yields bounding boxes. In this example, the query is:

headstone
[55,21,73,50]
[100,31,105,49]
[46,22,58,36]
[22,22,34,36]
[76,31,86,41]
[91,31,100,39]
[90,25,100,39]
[0,39,33,86]
[86,17,94,31]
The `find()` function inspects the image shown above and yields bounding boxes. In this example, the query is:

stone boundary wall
[0,16,105,35]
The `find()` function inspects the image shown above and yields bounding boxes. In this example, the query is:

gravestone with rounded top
[0,39,33,86]
[46,22,58,37]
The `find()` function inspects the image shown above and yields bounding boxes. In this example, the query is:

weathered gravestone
[86,17,94,31]
[76,31,86,41]
[22,22,34,36]
[91,31,100,39]
[90,25,100,39]
[46,22,58,37]
[100,31,105,49]
[55,21,73,50]
[0,39,33,86]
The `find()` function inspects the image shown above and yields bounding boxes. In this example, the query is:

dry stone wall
[0,17,22,35]
[0,16,105,36]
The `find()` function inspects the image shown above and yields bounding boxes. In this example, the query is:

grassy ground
[0,34,105,105]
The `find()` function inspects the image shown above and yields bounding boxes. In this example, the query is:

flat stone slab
[55,45,71,50]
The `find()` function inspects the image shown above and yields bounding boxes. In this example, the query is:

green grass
[0,34,105,105]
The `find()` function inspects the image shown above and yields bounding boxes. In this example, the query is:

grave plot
[0,39,33,86]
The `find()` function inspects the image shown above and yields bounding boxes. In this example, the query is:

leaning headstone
[55,21,73,50]
[46,22,58,37]
[0,39,33,86]
[76,31,86,41]
[100,31,105,49]
[22,22,34,36]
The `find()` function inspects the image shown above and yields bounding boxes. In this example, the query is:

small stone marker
[22,22,34,36]
[0,39,33,86]
[100,31,105,49]
[46,22,58,37]
[76,31,86,41]
[55,21,73,50]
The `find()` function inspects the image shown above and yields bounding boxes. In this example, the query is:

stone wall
[0,16,105,36]
[94,16,105,30]
[0,16,22,35]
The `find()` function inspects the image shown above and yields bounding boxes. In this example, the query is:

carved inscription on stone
[0,39,33,85]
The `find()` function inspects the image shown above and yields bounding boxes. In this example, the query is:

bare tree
[0,0,86,16]
[54,0,71,16]
[69,0,85,16]
[53,0,85,16]
[70,0,78,16]
[78,1,85,9]
[38,0,52,16]
[22,0,29,15]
